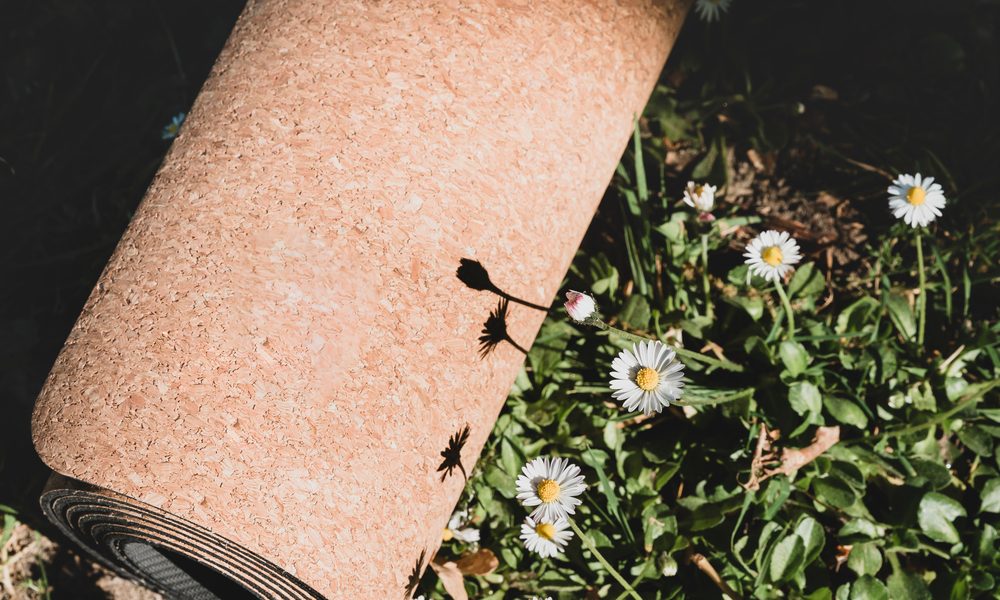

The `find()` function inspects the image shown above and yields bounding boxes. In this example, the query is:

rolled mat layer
[32,0,687,597]
[42,475,322,599]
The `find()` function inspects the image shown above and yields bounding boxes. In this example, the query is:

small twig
[689,552,743,599]
[741,422,773,491]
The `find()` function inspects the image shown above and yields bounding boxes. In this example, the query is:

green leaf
[500,438,521,478]
[831,461,866,492]
[850,575,889,600]
[725,295,764,320]
[910,459,952,490]
[642,505,676,552]
[483,465,516,499]
[633,118,648,203]
[839,518,884,542]
[769,533,805,583]
[888,570,933,600]
[789,262,825,299]
[836,297,880,334]
[918,492,967,544]
[913,382,937,412]
[824,396,869,429]
[780,340,810,376]
[618,294,651,330]
[957,424,994,456]
[975,523,998,562]
[980,479,1000,513]
[812,476,857,509]
[789,381,822,421]
[582,449,621,520]
[886,293,916,340]
[971,571,994,591]
[805,589,833,600]
[762,476,792,520]
[655,220,684,242]
[692,134,725,180]
[847,542,883,576]
[794,516,826,566]
[0,514,15,550]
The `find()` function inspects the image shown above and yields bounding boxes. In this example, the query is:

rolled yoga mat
[31,0,688,597]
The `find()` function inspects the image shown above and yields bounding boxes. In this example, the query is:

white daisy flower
[695,0,732,22]
[610,340,685,415]
[520,516,573,559]
[442,508,480,544]
[743,230,802,283]
[682,181,717,215]
[564,290,598,322]
[515,457,586,523]
[888,172,946,228]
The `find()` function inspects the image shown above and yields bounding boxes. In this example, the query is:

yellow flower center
[693,185,704,196]
[442,528,454,542]
[535,522,557,540]
[761,246,783,266]
[906,186,926,206]
[536,479,560,503]
[635,367,660,391]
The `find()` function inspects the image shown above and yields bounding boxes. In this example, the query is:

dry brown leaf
[746,148,766,172]
[429,559,468,600]
[811,84,839,101]
[455,548,498,576]
[743,424,841,490]
[775,426,841,477]
[834,544,853,572]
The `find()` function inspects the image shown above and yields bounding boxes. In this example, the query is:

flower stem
[594,321,746,372]
[916,229,926,346]
[568,518,642,600]
[701,233,713,320]
[773,280,795,339]
[592,321,650,345]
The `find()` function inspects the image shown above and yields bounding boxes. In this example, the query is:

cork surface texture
[31,0,687,596]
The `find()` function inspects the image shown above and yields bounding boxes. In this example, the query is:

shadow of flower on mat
[437,424,470,482]
[456,258,549,311]
[478,298,529,358]
[404,548,426,598]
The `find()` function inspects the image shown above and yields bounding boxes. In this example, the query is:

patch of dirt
[727,155,869,273]
[2,522,159,600]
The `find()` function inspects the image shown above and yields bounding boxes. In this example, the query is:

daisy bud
[682,181,717,215]
[564,290,597,322]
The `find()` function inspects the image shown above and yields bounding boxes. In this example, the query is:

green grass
[426,1,1000,598]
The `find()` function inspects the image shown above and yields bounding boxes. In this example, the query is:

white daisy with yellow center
[519,516,573,558]
[683,181,717,214]
[515,457,586,523]
[695,0,732,22]
[610,340,685,415]
[441,508,480,544]
[888,173,946,228]
[743,230,802,283]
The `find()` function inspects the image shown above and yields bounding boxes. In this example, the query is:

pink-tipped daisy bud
[564,290,597,322]
[697,212,716,222]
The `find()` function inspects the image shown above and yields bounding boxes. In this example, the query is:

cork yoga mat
[31,0,688,597]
